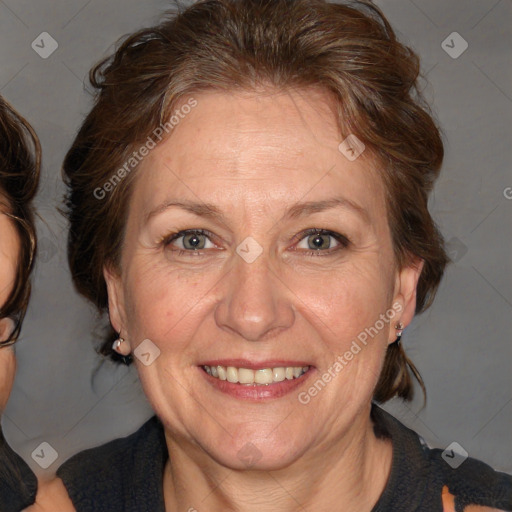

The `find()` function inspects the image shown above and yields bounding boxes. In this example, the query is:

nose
[214,251,295,342]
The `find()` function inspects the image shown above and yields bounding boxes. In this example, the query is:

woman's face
[0,204,19,410]
[106,88,421,470]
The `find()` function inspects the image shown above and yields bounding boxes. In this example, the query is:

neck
[163,405,393,512]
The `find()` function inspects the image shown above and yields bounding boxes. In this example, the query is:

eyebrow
[145,197,370,225]
[286,197,369,223]
[145,201,225,224]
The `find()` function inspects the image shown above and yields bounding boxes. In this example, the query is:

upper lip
[199,359,313,370]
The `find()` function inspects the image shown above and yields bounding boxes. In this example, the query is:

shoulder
[58,415,164,476]
[0,427,38,511]
[430,448,512,512]
[442,485,510,512]
[56,416,167,511]
[371,404,512,512]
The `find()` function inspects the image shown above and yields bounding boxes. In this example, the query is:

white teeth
[238,368,254,384]
[217,366,227,380]
[255,368,273,385]
[272,367,285,382]
[226,366,238,383]
[203,365,310,385]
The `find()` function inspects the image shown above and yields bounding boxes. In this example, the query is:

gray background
[0,0,510,478]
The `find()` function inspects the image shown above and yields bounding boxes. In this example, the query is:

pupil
[185,233,203,249]
[309,234,329,250]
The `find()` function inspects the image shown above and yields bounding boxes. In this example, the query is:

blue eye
[296,229,349,254]
[161,227,349,258]
[164,229,215,251]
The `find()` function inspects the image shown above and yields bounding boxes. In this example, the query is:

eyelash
[292,228,350,256]
[162,229,215,257]
[162,228,350,257]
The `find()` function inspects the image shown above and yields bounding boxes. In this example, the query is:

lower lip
[199,367,315,401]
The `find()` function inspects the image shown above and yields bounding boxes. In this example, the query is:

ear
[103,264,131,353]
[389,258,424,344]
[0,317,15,343]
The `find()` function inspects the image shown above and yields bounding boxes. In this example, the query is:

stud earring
[112,337,125,352]
[394,322,404,345]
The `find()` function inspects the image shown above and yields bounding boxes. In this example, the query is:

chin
[213,447,302,472]
[202,429,310,472]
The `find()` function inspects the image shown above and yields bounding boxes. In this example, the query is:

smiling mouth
[202,365,310,385]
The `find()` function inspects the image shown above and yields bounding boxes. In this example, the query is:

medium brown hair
[63,0,448,401]
[0,96,40,346]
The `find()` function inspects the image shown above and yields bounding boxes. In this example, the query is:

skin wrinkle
[103,88,422,511]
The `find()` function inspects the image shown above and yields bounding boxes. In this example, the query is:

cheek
[0,348,15,411]
[291,259,395,339]
[122,258,216,346]
[0,218,20,305]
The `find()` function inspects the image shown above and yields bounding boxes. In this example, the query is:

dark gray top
[0,427,38,512]
[57,404,512,512]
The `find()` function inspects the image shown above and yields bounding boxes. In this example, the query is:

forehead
[133,88,386,221]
